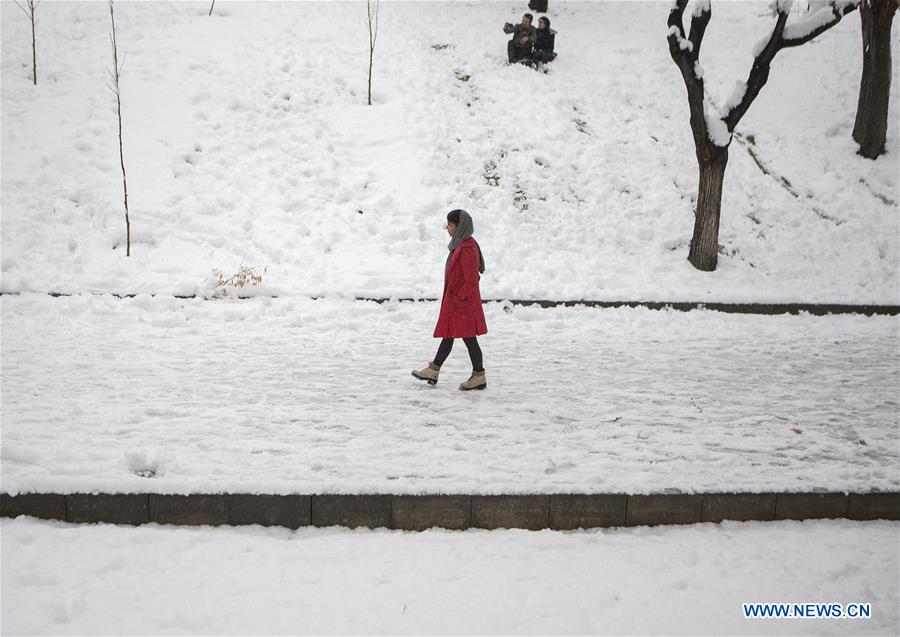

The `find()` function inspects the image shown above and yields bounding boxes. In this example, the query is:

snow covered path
[2,294,897,496]
[1,517,897,635]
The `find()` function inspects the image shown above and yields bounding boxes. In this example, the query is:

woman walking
[412,209,488,390]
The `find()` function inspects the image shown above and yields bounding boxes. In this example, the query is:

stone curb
[1,492,897,529]
[2,292,897,316]
[357,298,900,317]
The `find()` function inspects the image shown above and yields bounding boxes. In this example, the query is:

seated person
[503,13,536,64]
[532,16,556,65]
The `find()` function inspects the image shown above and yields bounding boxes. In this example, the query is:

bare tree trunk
[688,149,729,271]
[30,2,36,85]
[116,81,130,257]
[852,0,897,159]
[367,0,379,106]
[108,0,131,257]
[15,0,37,84]
[367,48,373,106]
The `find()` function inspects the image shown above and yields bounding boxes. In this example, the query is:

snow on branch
[688,2,711,57]
[781,0,859,46]
[667,0,724,151]
[704,105,732,146]
[668,0,857,152]
[774,0,795,14]
[724,0,858,131]
[722,80,748,113]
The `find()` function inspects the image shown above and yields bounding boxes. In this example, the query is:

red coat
[433,238,488,338]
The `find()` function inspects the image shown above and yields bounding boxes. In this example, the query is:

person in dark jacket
[412,209,488,391]
[503,13,537,64]
[532,17,556,65]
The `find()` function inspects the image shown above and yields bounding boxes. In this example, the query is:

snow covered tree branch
[688,1,712,59]
[667,0,716,161]
[724,1,857,131]
[780,0,859,46]
[666,0,858,272]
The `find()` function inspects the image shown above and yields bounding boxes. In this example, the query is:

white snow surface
[704,104,733,146]
[2,294,897,496]
[1,1,898,304]
[724,79,748,114]
[783,5,838,41]
[2,517,898,635]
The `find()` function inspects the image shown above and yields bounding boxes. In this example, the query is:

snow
[705,104,733,146]
[1,1,897,304]
[1,3,897,631]
[783,5,839,41]
[723,79,748,114]
[2,517,898,635]
[692,0,711,18]
[777,0,797,14]
[753,31,775,58]
[2,293,897,496]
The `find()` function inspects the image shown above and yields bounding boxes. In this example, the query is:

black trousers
[508,40,532,64]
[433,337,484,372]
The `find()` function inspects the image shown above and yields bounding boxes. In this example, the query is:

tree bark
[109,0,130,257]
[367,49,373,106]
[852,0,897,159]
[29,1,36,85]
[367,0,378,106]
[688,148,729,271]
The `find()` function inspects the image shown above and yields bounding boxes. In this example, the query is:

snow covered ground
[2,293,897,496]
[1,1,898,303]
[2,3,898,634]
[2,517,898,635]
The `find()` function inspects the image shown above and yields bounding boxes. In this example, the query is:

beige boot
[459,370,487,391]
[412,362,440,385]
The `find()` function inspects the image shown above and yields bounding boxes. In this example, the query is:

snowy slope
[1,1,897,302]
[2,517,898,635]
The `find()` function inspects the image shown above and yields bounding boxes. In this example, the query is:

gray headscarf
[446,209,486,274]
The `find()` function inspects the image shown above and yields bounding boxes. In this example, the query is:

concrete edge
[2,292,897,316]
[1,492,898,529]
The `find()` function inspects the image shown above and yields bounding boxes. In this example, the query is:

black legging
[433,337,484,372]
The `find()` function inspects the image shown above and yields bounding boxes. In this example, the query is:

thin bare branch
[367,0,379,106]
[108,0,131,257]
[372,0,380,49]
